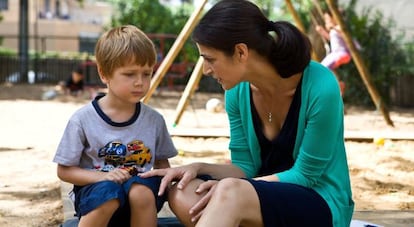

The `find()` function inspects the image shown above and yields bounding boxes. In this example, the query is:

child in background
[316,12,351,95]
[64,65,85,96]
[316,12,351,70]
[53,25,177,227]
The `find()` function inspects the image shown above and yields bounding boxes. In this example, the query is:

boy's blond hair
[95,25,157,77]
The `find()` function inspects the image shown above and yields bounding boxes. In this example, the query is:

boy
[53,25,177,227]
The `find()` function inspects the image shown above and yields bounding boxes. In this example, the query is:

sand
[0,84,413,227]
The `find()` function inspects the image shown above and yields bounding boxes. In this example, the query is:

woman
[141,1,354,226]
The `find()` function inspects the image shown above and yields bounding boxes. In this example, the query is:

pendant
[268,112,272,123]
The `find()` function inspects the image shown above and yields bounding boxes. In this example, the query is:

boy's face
[100,62,154,103]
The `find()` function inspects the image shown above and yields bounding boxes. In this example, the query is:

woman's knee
[212,179,263,226]
[214,178,245,196]
[212,178,258,207]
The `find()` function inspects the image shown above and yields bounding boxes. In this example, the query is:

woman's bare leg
[168,179,207,227]
[129,184,157,227]
[196,178,263,227]
[78,199,119,227]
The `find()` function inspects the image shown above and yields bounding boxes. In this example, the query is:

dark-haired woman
[141,0,354,226]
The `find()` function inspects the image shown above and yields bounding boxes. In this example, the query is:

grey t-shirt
[53,98,177,173]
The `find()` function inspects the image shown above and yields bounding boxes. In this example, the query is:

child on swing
[316,11,351,95]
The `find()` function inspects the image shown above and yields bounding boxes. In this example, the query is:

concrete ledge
[352,210,414,227]
[60,181,76,222]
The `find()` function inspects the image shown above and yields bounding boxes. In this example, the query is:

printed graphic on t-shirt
[97,140,152,175]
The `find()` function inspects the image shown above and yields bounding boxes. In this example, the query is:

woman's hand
[139,163,201,196]
[189,180,218,223]
[103,168,131,184]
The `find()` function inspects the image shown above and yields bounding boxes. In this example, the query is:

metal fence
[0,55,224,93]
[0,55,102,85]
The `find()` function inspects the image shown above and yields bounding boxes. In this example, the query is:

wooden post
[172,57,204,127]
[142,0,208,104]
[284,0,320,61]
[285,0,306,32]
[325,0,394,127]
[312,0,325,20]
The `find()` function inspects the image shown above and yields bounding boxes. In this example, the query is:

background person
[316,12,352,70]
[315,11,358,95]
[63,65,85,96]
[141,1,354,227]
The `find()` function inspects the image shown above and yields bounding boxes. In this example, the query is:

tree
[110,0,175,33]
[108,0,198,61]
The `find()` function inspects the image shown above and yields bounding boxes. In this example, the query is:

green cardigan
[225,61,354,227]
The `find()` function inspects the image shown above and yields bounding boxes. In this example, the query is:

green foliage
[0,46,92,61]
[336,0,413,106]
[109,0,198,63]
[110,0,174,34]
[0,12,3,46]
[0,47,17,57]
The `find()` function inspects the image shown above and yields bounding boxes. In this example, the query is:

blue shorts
[73,176,165,226]
[245,179,333,227]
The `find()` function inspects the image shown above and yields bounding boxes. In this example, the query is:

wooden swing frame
[142,0,394,127]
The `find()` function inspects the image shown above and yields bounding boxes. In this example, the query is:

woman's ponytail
[268,21,312,78]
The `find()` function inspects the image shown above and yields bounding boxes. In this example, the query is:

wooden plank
[169,127,414,141]
[172,57,204,127]
[169,127,230,138]
[344,130,414,141]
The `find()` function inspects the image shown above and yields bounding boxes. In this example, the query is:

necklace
[268,112,272,123]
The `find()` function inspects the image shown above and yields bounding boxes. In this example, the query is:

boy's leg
[123,176,166,227]
[78,199,120,227]
[74,181,126,227]
[129,183,157,227]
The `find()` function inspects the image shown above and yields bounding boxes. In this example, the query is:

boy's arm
[153,159,171,169]
[57,164,130,186]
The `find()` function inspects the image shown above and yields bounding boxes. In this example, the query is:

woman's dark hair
[192,0,312,78]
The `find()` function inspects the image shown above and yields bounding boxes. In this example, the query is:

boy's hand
[103,168,131,184]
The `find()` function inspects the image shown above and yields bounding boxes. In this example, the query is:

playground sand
[0,84,413,227]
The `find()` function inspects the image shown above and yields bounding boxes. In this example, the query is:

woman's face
[197,44,245,90]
